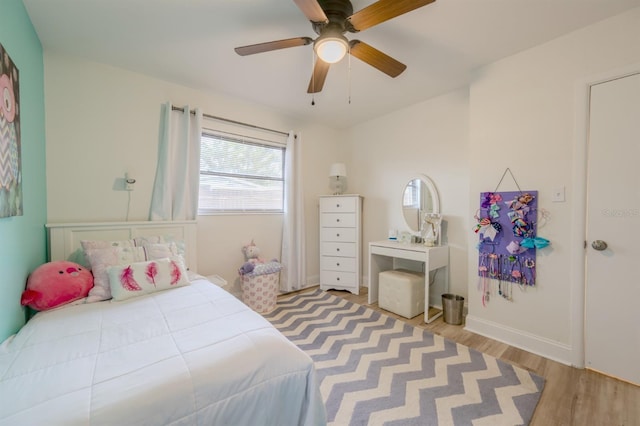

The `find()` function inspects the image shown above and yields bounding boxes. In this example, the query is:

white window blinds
[198,132,285,213]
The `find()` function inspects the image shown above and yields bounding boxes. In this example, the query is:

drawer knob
[336,263,340,266]
[336,219,340,222]
[336,204,340,208]
[336,233,340,237]
[336,277,340,281]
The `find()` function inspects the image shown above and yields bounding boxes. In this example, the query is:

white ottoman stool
[378,269,425,319]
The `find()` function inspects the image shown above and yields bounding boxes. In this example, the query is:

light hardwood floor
[315,287,640,426]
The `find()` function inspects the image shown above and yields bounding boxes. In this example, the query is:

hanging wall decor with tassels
[474,169,550,306]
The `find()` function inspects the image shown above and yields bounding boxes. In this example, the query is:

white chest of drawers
[319,195,362,295]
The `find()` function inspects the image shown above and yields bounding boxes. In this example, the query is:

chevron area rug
[263,289,544,426]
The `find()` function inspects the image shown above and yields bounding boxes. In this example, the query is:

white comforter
[0,279,326,426]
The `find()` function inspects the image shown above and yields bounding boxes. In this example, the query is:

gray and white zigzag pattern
[264,290,544,426]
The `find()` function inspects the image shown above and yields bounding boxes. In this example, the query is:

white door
[585,72,640,385]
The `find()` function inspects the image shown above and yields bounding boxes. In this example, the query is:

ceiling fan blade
[348,0,435,31]
[349,40,406,77]
[235,37,313,56]
[293,0,328,23]
[307,59,330,93]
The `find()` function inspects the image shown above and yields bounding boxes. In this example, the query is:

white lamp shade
[329,163,347,177]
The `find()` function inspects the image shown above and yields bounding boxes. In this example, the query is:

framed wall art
[0,42,21,218]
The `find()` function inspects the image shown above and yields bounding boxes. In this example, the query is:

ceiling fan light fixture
[314,34,348,64]
[235,0,434,93]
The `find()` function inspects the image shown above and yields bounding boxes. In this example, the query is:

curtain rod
[171,106,289,137]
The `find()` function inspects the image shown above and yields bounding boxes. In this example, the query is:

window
[199,131,285,213]
[402,178,420,209]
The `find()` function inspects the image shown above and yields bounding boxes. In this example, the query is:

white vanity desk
[368,240,449,323]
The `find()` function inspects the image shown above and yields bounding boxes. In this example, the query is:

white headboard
[46,221,198,272]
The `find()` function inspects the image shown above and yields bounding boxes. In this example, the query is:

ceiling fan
[234,0,436,94]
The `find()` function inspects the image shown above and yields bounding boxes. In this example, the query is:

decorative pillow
[142,242,181,262]
[82,239,187,302]
[108,257,190,301]
[78,239,136,271]
[84,246,146,302]
[134,235,185,253]
[133,235,163,243]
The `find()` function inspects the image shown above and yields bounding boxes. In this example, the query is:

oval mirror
[402,174,440,233]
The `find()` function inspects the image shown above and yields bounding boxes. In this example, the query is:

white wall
[466,8,640,365]
[43,52,343,287]
[345,89,470,299]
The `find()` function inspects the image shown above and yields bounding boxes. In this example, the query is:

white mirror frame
[419,174,440,214]
[401,174,441,235]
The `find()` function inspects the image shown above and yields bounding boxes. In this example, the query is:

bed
[0,221,326,426]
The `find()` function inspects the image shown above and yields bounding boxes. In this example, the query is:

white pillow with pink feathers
[107,257,190,301]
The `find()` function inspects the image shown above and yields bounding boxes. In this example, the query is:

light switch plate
[552,186,565,202]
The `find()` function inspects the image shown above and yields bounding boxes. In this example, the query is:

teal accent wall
[0,0,47,341]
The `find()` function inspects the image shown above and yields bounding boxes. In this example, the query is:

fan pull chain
[311,48,316,106]
[347,44,352,104]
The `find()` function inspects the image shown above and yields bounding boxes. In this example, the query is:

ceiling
[22,0,640,129]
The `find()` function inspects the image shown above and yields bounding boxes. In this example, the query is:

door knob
[591,240,608,251]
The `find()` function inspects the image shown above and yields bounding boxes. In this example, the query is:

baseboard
[306,274,319,289]
[464,315,574,366]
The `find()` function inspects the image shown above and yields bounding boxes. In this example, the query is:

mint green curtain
[150,103,202,220]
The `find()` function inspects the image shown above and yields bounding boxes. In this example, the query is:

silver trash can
[442,294,464,325]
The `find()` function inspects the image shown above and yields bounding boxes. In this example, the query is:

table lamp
[329,163,347,195]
